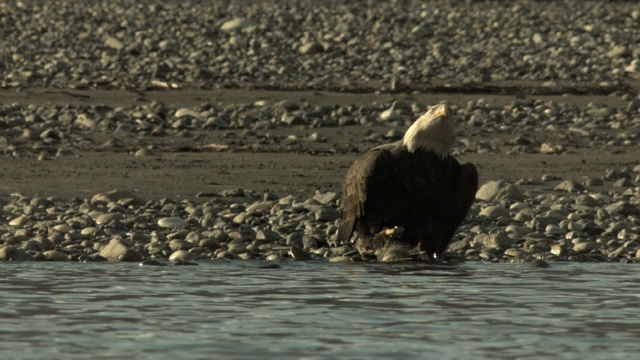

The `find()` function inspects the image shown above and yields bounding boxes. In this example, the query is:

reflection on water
[1,261,639,359]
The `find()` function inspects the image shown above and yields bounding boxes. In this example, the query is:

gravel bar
[1,0,640,264]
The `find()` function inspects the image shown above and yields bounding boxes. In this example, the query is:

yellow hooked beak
[432,104,450,118]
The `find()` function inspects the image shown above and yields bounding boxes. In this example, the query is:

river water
[1,261,639,359]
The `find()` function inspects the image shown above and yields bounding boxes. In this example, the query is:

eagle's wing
[388,151,478,256]
[429,160,478,255]
[338,144,397,244]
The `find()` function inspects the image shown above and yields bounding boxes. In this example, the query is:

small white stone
[175,108,201,119]
[573,241,597,253]
[158,217,187,229]
[95,213,123,225]
[169,250,195,262]
[220,18,254,32]
[52,224,74,233]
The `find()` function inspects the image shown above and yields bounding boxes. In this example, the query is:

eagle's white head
[402,104,456,158]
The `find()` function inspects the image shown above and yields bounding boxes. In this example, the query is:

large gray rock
[554,180,585,192]
[99,238,143,262]
[476,181,526,203]
[0,245,33,261]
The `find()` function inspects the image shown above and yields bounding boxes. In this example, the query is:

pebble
[220,18,254,32]
[169,250,196,262]
[158,217,187,229]
[99,238,143,262]
[479,205,510,219]
[41,250,70,261]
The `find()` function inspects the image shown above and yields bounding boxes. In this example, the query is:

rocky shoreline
[2,0,640,264]
[1,173,639,264]
[2,0,639,90]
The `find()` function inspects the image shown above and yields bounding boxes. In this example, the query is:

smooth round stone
[505,224,532,236]
[509,202,529,211]
[99,238,143,262]
[476,180,526,203]
[199,238,221,249]
[481,232,514,249]
[8,216,29,227]
[575,194,600,207]
[134,148,153,157]
[573,241,598,253]
[554,180,585,192]
[95,213,123,225]
[479,205,510,219]
[550,244,567,257]
[545,224,567,235]
[169,250,195,262]
[529,259,550,268]
[232,212,248,225]
[158,217,187,229]
[175,108,201,118]
[169,239,192,251]
[81,227,101,236]
[216,251,238,260]
[265,253,281,261]
[42,250,70,261]
[220,18,253,32]
[504,248,526,258]
[52,224,74,233]
[246,201,272,213]
[256,229,280,242]
[584,178,604,186]
[298,42,324,55]
[227,243,247,254]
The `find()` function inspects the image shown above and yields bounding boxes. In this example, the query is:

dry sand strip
[0,86,634,109]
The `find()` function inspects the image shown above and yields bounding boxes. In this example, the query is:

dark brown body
[338,142,478,259]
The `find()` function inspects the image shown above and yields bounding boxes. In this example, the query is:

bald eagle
[338,104,478,261]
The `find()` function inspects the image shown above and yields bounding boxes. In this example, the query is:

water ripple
[1,261,639,359]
